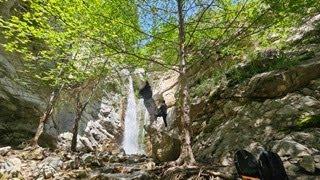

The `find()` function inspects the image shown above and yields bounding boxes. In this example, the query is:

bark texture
[71,91,90,152]
[176,0,196,165]
[30,89,60,146]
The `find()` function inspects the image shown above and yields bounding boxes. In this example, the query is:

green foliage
[0,0,141,93]
[227,50,315,85]
[138,0,320,71]
[190,49,315,98]
[190,65,231,97]
[295,114,320,130]
[1,0,319,98]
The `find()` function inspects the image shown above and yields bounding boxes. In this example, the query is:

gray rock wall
[0,52,45,147]
[190,60,320,178]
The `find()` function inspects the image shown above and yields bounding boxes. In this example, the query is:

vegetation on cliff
[0,0,320,174]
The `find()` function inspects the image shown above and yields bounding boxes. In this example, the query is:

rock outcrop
[189,60,320,178]
[241,59,320,98]
[145,126,181,163]
[54,90,125,151]
[0,53,47,147]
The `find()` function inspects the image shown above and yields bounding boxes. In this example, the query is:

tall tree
[176,0,196,164]
[132,0,320,165]
[1,0,319,163]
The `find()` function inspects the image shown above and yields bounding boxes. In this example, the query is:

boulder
[299,155,315,173]
[0,54,59,148]
[0,146,11,156]
[38,156,63,179]
[145,126,181,162]
[272,139,313,157]
[0,157,22,178]
[81,153,95,165]
[242,60,320,98]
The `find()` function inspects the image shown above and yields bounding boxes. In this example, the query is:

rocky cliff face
[0,50,126,149]
[53,86,126,151]
[147,14,320,178]
[191,61,320,178]
[189,15,320,179]
[0,0,45,147]
[0,53,46,147]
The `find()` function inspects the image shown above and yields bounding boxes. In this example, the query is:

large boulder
[0,54,51,147]
[145,126,181,163]
[241,59,320,98]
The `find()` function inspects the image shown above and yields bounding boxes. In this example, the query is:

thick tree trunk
[71,92,89,152]
[176,78,196,165]
[30,88,61,147]
[176,0,196,165]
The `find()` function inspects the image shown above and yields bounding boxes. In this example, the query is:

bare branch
[88,36,180,73]
[186,0,216,46]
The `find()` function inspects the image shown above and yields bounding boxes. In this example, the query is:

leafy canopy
[0,0,141,89]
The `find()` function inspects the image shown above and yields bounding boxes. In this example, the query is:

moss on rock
[296,115,320,129]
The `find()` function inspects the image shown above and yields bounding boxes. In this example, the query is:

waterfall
[122,76,141,154]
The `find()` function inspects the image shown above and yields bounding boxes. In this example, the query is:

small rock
[39,156,63,169]
[111,149,120,155]
[314,155,320,163]
[109,155,120,163]
[63,158,80,170]
[43,167,54,179]
[73,169,88,178]
[302,88,313,96]
[299,155,315,173]
[0,157,22,178]
[38,156,63,179]
[81,153,94,164]
[0,146,11,156]
[142,161,155,170]
[22,147,45,160]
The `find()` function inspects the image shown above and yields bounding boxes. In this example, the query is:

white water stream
[122,76,141,154]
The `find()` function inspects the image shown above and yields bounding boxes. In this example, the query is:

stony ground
[0,146,229,180]
[0,145,156,179]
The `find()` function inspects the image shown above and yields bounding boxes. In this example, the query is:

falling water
[122,76,140,154]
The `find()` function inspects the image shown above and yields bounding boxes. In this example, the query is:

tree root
[160,164,233,179]
[22,139,40,150]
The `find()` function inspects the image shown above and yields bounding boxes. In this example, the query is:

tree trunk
[176,0,196,165]
[30,88,61,147]
[71,92,89,152]
[71,93,82,152]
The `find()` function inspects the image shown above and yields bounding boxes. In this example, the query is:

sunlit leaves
[0,0,141,91]
[138,0,320,67]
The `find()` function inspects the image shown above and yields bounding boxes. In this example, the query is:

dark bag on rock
[235,150,262,179]
[258,150,288,180]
